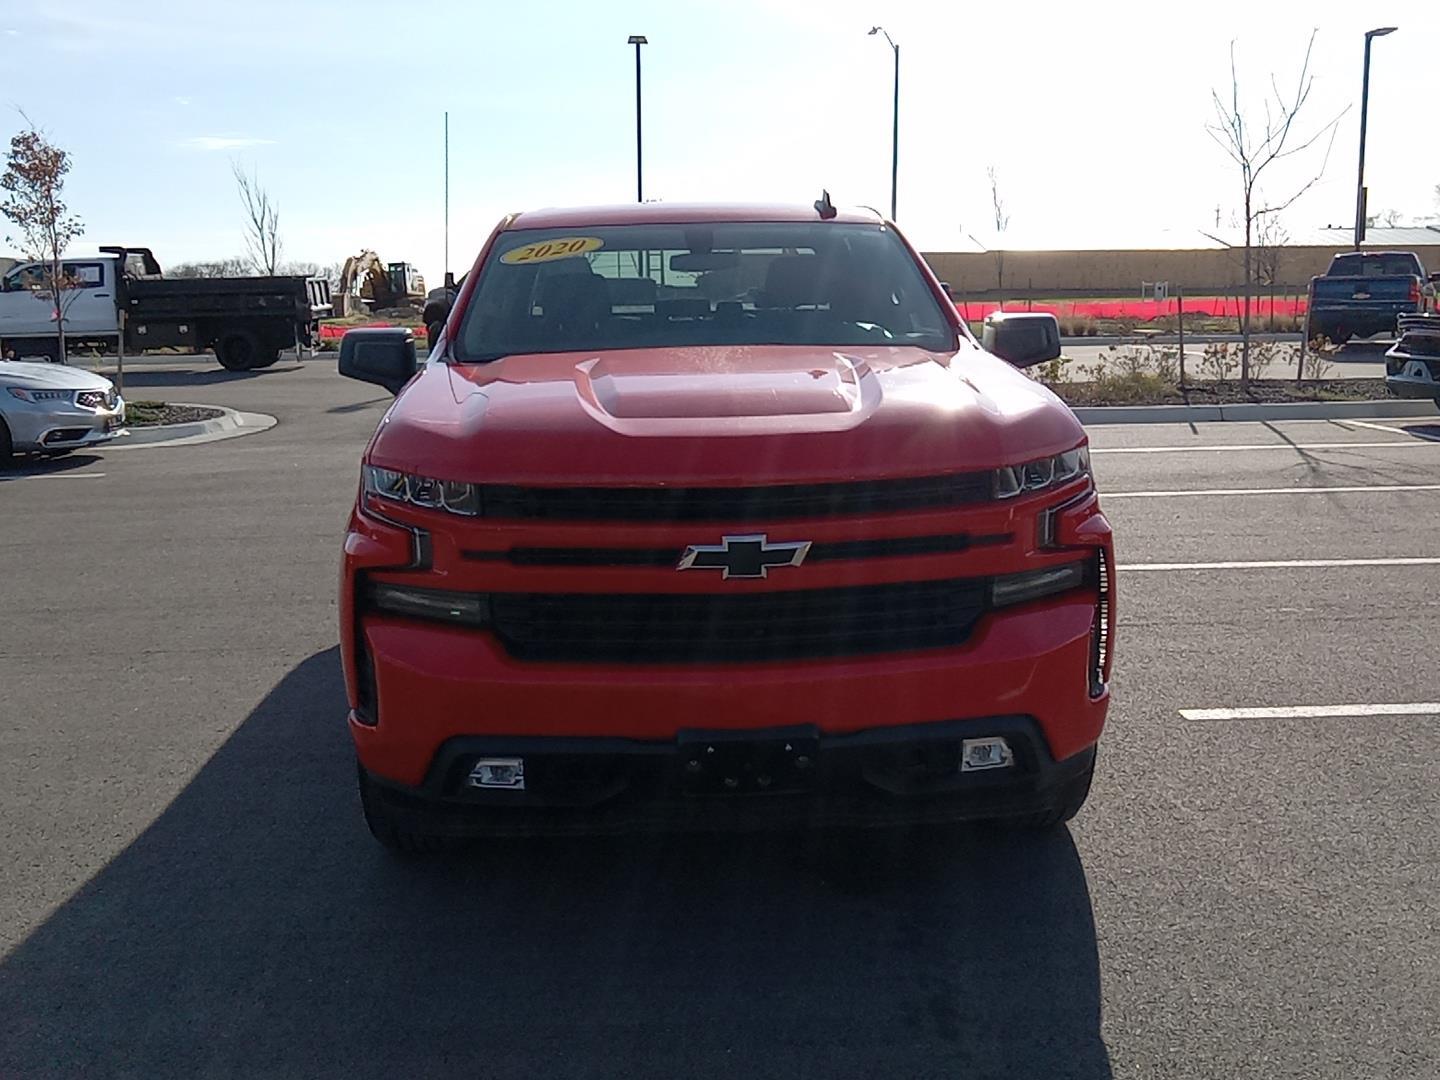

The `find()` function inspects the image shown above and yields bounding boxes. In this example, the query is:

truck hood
[369,344,1084,486]
[0,361,115,392]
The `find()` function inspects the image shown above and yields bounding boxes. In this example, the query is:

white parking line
[1107,483,1440,499]
[1336,419,1440,441]
[1091,440,1431,455]
[1120,556,1440,572]
[1181,703,1440,721]
[0,472,106,482]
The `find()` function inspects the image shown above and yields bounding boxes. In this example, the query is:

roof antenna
[814,189,837,220]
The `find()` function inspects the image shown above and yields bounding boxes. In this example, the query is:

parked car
[0,359,125,463]
[336,200,1113,850]
[1385,313,1440,406]
[0,246,331,371]
[1308,250,1438,346]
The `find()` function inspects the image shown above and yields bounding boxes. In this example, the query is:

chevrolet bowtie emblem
[677,534,812,580]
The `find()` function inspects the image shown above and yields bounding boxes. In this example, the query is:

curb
[1072,399,1439,425]
[109,405,278,449]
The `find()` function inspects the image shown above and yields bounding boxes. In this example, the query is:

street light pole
[627,35,648,203]
[869,26,899,221]
[1354,26,1397,250]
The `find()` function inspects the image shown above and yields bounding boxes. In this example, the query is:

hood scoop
[576,351,868,420]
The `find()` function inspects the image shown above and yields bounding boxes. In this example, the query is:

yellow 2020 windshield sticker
[500,236,604,265]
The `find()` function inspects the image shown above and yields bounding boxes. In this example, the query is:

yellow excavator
[335,251,426,315]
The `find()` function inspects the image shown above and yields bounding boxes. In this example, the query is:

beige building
[922,226,1440,296]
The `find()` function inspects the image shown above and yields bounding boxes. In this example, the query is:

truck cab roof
[507,202,885,230]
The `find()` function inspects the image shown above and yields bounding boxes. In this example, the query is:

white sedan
[0,360,126,463]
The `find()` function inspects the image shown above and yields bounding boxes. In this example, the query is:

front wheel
[0,418,13,466]
[357,762,460,854]
[1006,753,1096,830]
[215,331,261,371]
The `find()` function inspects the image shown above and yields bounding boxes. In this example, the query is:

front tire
[0,418,13,466]
[357,762,459,854]
[215,331,261,371]
[1007,754,1095,830]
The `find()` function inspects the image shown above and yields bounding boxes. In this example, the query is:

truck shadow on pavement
[0,452,104,478]
[0,648,1112,1080]
[103,365,303,388]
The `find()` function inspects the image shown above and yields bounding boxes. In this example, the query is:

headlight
[6,387,71,403]
[990,560,1089,607]
[365,581,490,626]
[993,445,1090,499]
[363,465,480,517]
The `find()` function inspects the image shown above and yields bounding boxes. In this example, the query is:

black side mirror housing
[339,328,418,395]
[982,311,1061,368]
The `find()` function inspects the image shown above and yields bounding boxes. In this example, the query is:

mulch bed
[1052,379,1396,407]
[125,401,225,427]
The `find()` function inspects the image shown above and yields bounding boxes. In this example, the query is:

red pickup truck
[337,201,1114,850]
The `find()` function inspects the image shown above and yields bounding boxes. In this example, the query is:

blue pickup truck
[1308,251,1438,345]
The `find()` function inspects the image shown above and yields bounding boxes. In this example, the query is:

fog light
[467,758,525,790]
[960,737,1014,773]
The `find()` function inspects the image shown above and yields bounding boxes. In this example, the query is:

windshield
[452,221,954,361]
[1329,253,1422,277]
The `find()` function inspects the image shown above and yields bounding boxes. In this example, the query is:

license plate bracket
[676,725,821,795]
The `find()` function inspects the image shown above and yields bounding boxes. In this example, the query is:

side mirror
[939,280,957,301]
[339,327,418,394]
[1428,272,1440,284]
[982,311,1061,368]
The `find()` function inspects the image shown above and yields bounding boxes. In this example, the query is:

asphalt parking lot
[2,357,1438,1079]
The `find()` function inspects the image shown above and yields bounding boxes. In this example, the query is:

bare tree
[1254,215,1288,288]
[168,256,250,278]
[1,119,85,362]
[1377,208,1403,227]
[1207,30,1346,386]
[232,160,281,276]
[988,165,1010,291]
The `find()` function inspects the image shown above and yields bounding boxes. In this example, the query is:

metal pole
[1177,287,1185,388]
[444,110,450,283]
[1354,36,1373,250]
[633,41,644,202]
[889,42,899,221]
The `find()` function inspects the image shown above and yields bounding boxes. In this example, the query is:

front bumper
[361,717,1097,836]
[1385,354,1440,400]
[4,399,126,452]
[351,588,1107,787]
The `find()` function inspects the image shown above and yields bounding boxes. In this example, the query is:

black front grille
[490,578,989,663]
[480,473,994,522]
[466,531,1013,568]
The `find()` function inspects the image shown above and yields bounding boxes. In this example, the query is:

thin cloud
[174,96,192,107]
[181,135,274,152]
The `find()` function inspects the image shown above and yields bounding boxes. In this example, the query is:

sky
[0,0,1434,286]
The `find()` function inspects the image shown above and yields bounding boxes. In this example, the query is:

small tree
[1254,215,1288,330]
[232,160,281,276]
[1,121,85,362]
[987,164,1010,291]
[1207,30,1345,386]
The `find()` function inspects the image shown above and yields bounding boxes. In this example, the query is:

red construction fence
[952,296,1306,322]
